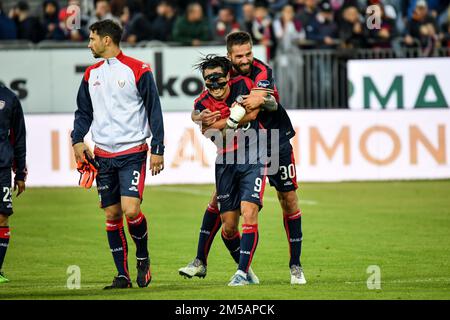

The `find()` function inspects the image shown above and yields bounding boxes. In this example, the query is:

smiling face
[228,42,253,76]
[203,66,230,100]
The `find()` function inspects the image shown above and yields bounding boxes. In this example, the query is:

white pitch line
[157,186,318,205]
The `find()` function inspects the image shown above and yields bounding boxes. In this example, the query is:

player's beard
[91,49,101,58]
[233,62,252,76]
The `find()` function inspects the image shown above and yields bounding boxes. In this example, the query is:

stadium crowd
[1,0,450,56]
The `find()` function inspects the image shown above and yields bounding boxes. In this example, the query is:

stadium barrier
[273,46,450,109]
[23,109,450,187]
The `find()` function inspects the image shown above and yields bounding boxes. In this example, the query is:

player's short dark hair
[89,19,123,46]
[226,31,253,53]
[195,54,232,78]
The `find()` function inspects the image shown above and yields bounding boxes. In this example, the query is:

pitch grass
[0,181,449,300]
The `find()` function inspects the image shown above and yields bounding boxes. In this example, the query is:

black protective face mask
[204,72,227,90]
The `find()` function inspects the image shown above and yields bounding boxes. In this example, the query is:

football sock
[0,227,10,271]
[126,212,149,260]
[106,218,129,278]
[238,224,259,273]
[221,229,241,264]
[283,210,303,267]
[196,204,221,265]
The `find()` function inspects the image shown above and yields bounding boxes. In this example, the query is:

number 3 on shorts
[131,170,140,186]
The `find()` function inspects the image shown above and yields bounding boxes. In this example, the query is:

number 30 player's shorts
[94,144,148,209]
[267,142,298,193]
[0,168,13,216]
[215,163,267,214]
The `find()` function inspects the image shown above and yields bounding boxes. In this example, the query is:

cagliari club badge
[118,80,125,88]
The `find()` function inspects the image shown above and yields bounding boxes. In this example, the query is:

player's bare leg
[229,202,260,286]
[122,196,151,288]
[103,203,131,289]
[0,214,10,283]
[221,210,240,262]
[277,190,306,284]
[178,191,221,279]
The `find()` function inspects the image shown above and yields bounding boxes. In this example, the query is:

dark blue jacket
[0,12,17,40]
[0,85,27,181]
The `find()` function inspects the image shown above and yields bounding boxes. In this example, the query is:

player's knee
[104,206,122,221]
[278,191,298,215]
[0,213,9,226]
[222,224,238,238]
[241,203,259,224]
[123,207,140,220]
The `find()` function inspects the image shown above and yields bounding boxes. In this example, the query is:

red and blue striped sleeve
[137,69,165,156]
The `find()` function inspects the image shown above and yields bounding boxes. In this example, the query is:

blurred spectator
[0,0,17,40]
[273,4,305,50]
[268,0,290,12]
[241,1,255,35]
[220,0,245,21]
[42,0,66,40]
[441,20,450,48]
[87,0,121,28]
[305,0,339,48]
[405,0,450,21]
[151,0,177,42]
[250,2,276,58]
[142,0,159,21]
[121,0,152,44]
[172,2,211,46]
[9,1,44,43]
[213,6,240,43]
[110,0,127,18]
[366,1,397,48]
[338,5,365,48]
[404,0,439,53]
[297,0,318,27]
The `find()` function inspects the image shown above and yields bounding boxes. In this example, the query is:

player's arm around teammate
[0,84,27,283]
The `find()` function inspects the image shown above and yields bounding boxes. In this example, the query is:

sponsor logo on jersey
[257,80,271,88]
[118,80,125,88]
[93,81,101,87]
[129,186,138,192]
[0,100,5,110]
[284,181,293,186]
